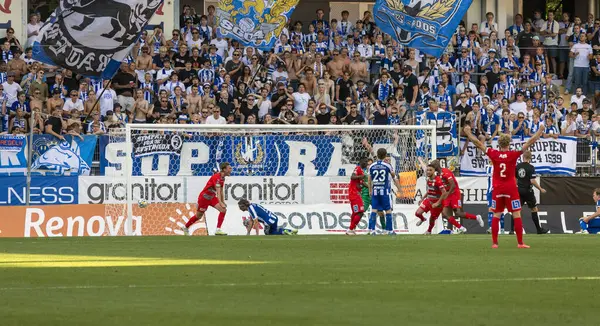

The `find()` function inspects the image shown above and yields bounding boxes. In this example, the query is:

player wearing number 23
[368,148,401,235]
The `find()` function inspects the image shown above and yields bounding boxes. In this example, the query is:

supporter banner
[215,0,298,51]
[461,204,597,234]
[374,0,473,58]
[0,135,97,176]
[32,0,163,79]
[0,176,78,206]
[541,177,600,205]
[0,135,26,152]
[132,133,183,157]
[416,111,458,158]
[100,134,415,177]
[0,203,208,237]
[459,136,577,176]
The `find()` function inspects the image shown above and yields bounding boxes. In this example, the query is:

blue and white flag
[416,111,458,158]
[374,0,472,58]
[32,0,163,79]
[215,0,298,51]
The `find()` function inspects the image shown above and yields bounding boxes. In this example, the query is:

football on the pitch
[138,200,149,208]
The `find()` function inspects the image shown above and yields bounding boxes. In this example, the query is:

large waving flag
[375,0,472,58]
[32,0,163,79]
[215,0,298,51]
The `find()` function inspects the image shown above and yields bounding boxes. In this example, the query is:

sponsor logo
[85,178,182,204]
[273,210,409,233]
[0,186,76,205]
[223,178,300,204]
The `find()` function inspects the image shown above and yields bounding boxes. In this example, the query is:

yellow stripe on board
[0,254,268,268]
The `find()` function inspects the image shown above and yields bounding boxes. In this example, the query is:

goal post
[106,124,437,236]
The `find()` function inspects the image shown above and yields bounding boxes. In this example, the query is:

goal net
[105,124,436,236]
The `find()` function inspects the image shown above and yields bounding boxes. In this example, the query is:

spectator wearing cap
[509,91,527,115]
[156,60,175,85]
[540,11,560,73]
[570,33,593,94]
[63,90,84,113]
[112,62,137,112]
[402,65,420,113]
[87,111,106,135]
[1,72,22,107]
[7,49,26,81]
[206,44,223,70]
[97,80,117,117]
[152,46,170,71]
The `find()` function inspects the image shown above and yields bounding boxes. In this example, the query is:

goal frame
[121,124,437,235]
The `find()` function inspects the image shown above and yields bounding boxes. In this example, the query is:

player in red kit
[346,158,369,235]
[465,126,544,248]
[415,163,449,234]
[430,161,484,233]
[181,162,233,236]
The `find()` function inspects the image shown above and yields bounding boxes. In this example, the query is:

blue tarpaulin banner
[0,135,97,176]
[100,134,420,176]
[0,176,78,206]
[374,0,473,58]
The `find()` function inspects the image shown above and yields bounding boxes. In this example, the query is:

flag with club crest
[374,0,472,58]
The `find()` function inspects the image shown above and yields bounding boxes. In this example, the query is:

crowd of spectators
[1,6,600,149]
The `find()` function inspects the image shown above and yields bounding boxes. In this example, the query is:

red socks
[349,213,362,230]
[447,217,462,229]
[416,212,426,221]
[491,217,500,245]
[514,217,524,245]
[217,211,226,228]
[185,215,199,228]
[464,213,477,220]
[427,217,437,232]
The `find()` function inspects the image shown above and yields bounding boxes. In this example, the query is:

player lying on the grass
[368,148,402,235]
[576,188,600,234]
[346,158,369,235]
[430,160,484,233]
[415,163,449,234]
[238,199,298,235]
[485,164,506,234]
[464,126,544,248]
[182,162,232,236]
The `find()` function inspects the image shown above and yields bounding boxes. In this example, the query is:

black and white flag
[32,0,163,79]
[132,133,183,158]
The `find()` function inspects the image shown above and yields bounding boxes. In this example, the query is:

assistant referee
[515,151,549,234]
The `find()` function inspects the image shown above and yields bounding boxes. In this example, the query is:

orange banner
[0,203,208,237]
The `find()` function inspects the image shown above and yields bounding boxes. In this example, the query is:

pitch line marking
[1,276,599,292]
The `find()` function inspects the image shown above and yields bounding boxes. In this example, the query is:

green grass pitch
[1,235,599,326]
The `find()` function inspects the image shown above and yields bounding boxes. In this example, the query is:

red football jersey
[426,176,445,199]
[486,148,522,191]
[348,166,364,198]
[440,168,461,196]
[200,172,225,200]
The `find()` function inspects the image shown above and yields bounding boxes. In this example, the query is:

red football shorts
[197,194,220,212]
[349,196,365,214]
[442,192,462,210]
[491,187,522,213]
[419,198,443,218]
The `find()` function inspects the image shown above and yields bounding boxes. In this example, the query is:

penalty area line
[1,276,600,291]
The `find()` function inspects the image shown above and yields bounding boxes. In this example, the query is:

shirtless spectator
[132,89,151,123]
[327,50,348,79]
[299,67,318,95]
[349,51,369,84]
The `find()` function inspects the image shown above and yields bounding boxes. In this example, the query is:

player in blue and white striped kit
[485,164,505,234]
[238,199,298,236]
[368,148,401,235]
[576,189,600,234]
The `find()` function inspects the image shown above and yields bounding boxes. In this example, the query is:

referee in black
[515,151,549,234]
